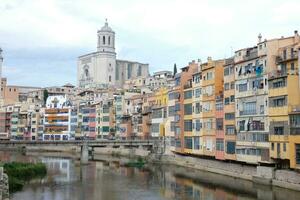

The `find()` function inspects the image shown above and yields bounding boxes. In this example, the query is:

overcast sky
[0,0,299,87]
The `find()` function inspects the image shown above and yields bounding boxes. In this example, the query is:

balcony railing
[239,110,257,116]
[268,69,287,79]
[276,52,298,64]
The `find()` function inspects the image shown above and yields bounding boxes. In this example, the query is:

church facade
[77,20,149,88]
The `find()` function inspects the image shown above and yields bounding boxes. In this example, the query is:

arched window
[108,36,110,45]
[109,75,111,82]
[103,36,105,45]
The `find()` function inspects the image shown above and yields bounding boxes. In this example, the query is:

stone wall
[273,169,300,191]
[0,167,9,200]
[157,154,256,180]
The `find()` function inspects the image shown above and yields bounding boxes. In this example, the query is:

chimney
[295,30,299,43]
[258,33,262,43]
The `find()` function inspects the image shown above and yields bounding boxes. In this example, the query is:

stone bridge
[0,140,164,164]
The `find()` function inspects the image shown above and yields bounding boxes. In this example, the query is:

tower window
[109,76,111,82]
[103,36,105,45]
[108,36,110,45]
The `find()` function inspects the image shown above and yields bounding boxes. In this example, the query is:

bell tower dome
[97,19,115,53]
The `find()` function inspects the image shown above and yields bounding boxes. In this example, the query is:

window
[296,144,300,164]
[239,120,245,131]
[115,64,119,80]
[206,72,213,80]
[103,116,109,122]
[290,115,300,127]
[274,127,284,135]
[127,63,132,79]
[224,83,230,90]
[168,106,175,117]
[224,67,230,76]
[194,137,200,149]
[195,88,201,98]
[238,83,247,92]
[230,95,235,103]
[242,102,256,115]
[272,143,274,151]
[283,143,286,152]
[226,141,235,154]
[195,120,201,131]
[184,104,193,115]
[184,90,193,99]
[151,123,160,133]
[216,118,223,130]
[184,120,192,132]
[272,79,286,88]
[103,36,105,45]
[226,125,235,135]
[195,102,201,114]
[102,126,109,132]
[224,97,230,105]
[138,65,142,76]
[216,139,224,151]
[109,75,111,82]
[184,137,193,149]
[274,97,286,107]
[152,109,163,118]
[230,82,235,89]
[225,113,235,120]
[291,62,295,70]
[170,122,176,132]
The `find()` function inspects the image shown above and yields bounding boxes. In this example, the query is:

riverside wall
[2,143,300,192]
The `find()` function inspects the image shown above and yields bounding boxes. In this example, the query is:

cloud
[0,0,299,86]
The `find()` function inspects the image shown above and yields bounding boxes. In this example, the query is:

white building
[77,20,149,88]
[44,95,75,141]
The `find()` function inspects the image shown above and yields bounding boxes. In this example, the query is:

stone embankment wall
[0,167,9,200]
[156,154,256,180]
[153,153,300,192]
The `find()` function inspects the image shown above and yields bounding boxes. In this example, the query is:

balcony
[183,81,192,89]
[243,51,258,61]
[276,52,298,64]
[268,69,287,80]
[239,110,257,116]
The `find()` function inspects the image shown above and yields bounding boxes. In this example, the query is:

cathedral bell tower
[97,19,115,53]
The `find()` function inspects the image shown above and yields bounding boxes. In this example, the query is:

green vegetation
[43,89,49,105]
[3,162,47,192]
[124,156,146,168]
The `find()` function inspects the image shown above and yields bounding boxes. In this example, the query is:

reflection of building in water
[41,157,71,182]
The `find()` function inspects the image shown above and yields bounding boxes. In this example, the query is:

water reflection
[0,151,299,200]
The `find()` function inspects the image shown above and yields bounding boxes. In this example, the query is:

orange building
[200,58,225,157]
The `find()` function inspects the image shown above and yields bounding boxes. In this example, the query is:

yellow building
[268,40,300,169]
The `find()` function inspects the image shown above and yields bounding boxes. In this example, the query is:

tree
[173,63,177,77]
[43,89,49,105]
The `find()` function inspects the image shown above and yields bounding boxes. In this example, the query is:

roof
[99,20,114,32]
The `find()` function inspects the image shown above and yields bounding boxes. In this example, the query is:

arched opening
[108,36,110,45]
[109,75,111,82]
[103,36,105,45]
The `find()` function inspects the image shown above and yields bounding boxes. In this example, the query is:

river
[1,151,300,200]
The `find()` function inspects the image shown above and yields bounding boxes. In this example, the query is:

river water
[1,151,300,200]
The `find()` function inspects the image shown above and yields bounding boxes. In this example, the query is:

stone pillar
[81,142,89,164]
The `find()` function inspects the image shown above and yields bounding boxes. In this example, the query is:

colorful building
[268,32,300,169]
[223,58,237,160]
[200,58,224,157]
[43,96,75,141]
